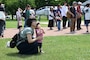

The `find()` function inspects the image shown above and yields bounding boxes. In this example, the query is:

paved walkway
[1,25,90,39]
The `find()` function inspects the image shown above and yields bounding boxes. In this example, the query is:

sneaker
[6,41,10,48]
[50,27,53,30]
[41,51,45,53]
[70,31,75,34]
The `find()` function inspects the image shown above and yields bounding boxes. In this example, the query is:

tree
[0,0,36,20]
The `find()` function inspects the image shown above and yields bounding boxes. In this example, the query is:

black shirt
[70,7,76,18]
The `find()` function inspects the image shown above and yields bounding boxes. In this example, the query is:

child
[35,23,45,53]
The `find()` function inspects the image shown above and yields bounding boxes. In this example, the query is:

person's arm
[67,10,74,17]
[41,29,45,34]
[27,33,42,43]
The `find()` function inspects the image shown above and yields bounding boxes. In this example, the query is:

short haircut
[57,4,60,7]
[27,4,30,8]
[26,18,36,27]
[36,22,40,28]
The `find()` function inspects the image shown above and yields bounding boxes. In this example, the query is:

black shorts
[85,20,90,26]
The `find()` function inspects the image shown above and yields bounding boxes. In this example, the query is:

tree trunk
[12,14,13,20]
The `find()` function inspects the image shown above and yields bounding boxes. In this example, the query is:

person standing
[77,2,82,30]
[53,6,57,26]
[62,2,68,29]
[48,7,54,30]
[24,4,31,27]
[56,4,62,31]
[35,23,45,53]
[24,4,35,27]
[84,4,90,33]
[67,4,71,27]
[0,3,5,37]
[69,1,77,33]
[16,8,22,31]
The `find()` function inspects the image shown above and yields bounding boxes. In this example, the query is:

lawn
[6,16,48,28]
[0,35,90,60]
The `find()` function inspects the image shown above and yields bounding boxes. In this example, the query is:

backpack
[10,32,20,48]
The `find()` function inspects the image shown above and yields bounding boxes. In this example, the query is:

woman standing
[84,4,90,33]
[48,7,54,30]
[16,8,22,31]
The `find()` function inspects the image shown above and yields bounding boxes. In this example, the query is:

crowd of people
[48,1,90,33]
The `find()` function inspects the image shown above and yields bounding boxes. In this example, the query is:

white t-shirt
[29,9,35,15]
[0,11,5,20]
[84,7,90,20]
[48,11,54,20]
[62,5,68,17]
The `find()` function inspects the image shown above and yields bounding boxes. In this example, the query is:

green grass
[0,35,90,60]
[6,16,48,28]
[6,20,47,28]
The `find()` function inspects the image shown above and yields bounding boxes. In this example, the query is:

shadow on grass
[6,52,41,58]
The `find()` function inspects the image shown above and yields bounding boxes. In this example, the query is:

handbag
[77,12,82,19]
[67,11,72,19]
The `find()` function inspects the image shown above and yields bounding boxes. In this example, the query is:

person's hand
[72,14,74,18]
[36,36,43,40]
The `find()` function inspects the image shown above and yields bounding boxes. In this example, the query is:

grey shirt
[20,27,34,40]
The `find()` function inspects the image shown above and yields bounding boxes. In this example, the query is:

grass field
[6,16,48,28]
[1,16,90,60]
[0,35,90,60]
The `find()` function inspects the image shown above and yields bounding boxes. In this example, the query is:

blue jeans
[24,18,28,27]
[57,20,61,30]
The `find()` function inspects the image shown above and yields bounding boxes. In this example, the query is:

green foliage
[35,0,86,8]
[0,0,87,15]
[6,16,48,28]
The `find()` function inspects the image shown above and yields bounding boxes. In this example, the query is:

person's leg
[24,18,27,27]
[68,19,70,27]
[50,20,54,30]
[64,17,67,28]
[2,21,5,37]
[77,18,79,30]
[57,20,61,31]
[0,20,4,37]
[38,43,42,52]
[73,18,76,32]
[70,19,73,32]
[77,18,81,30]
[79,17,82,29]
[17,41,38,55]
[86,21,89,32]
[63,16,67,29]
[4,20,6,30]
[48,20,52,30]
[86,26,88,32]
[63,16,65,28]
